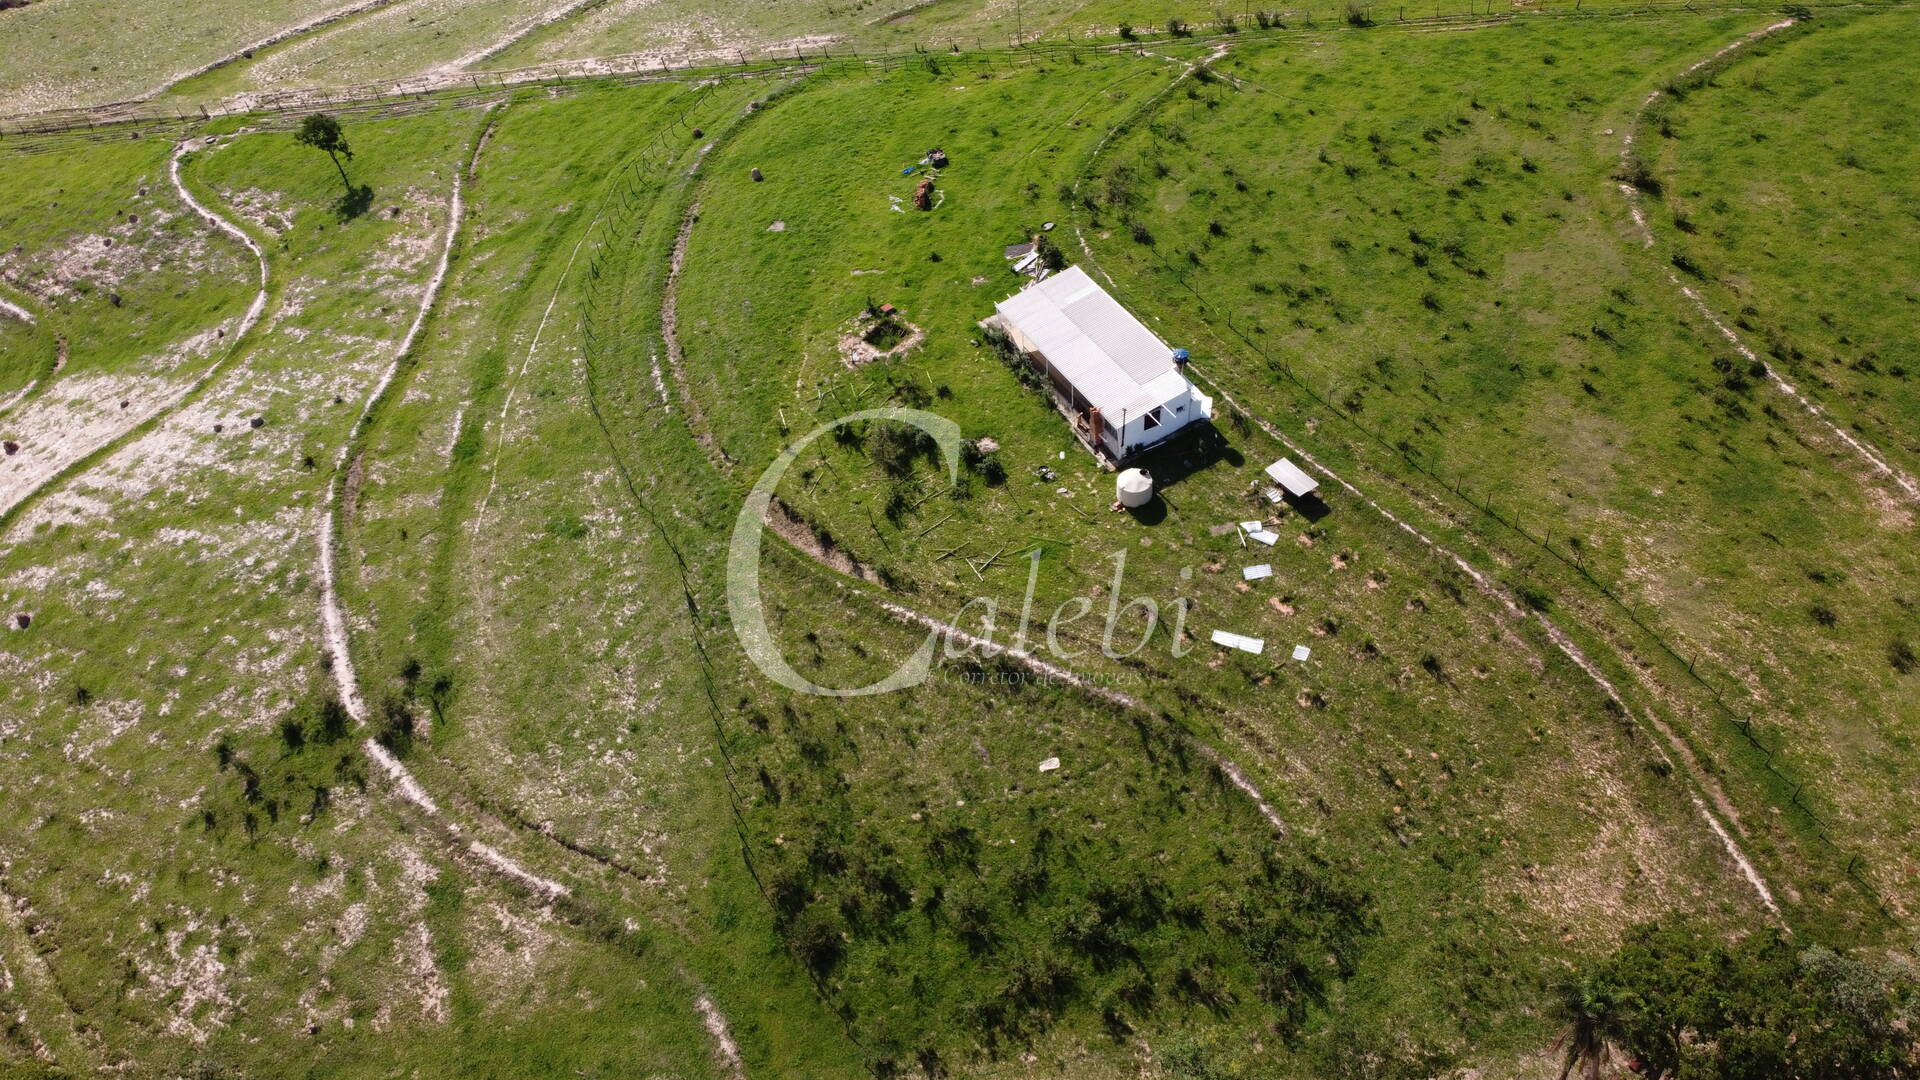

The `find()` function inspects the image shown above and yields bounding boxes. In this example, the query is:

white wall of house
[1106,387,1200,457]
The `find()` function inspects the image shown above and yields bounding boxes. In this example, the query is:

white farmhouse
[993,266,1213,463]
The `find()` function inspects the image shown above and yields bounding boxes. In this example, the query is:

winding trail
[310,121,567,902]
[445,0,609,72]
[315,113,749,1072]
[139,0,411,104]
[0,139,270,529]
[169,139,273,340]
[1061,44,1782,919]
[1194,374,1782,916]
[1615,17,1920,505]
[307,133,576,903]
[0,291,53,417]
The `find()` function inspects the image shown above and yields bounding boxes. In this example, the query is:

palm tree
[1551,976,1623,1080]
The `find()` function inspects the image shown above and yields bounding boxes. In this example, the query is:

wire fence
[0,0,1860,149]
[5,0,1896,928]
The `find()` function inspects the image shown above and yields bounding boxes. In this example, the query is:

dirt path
[139,0,412,105]
[0,140,269,528]
[1197,374,1782,918]
[1614,17,1920,506]
[658,198,735,469]
[696,993,746,1079]
[317,140,459,723]
[444,0,610,72]
[310,131,578,901]
[315,117,751,1072]
[1063,50,1782,919]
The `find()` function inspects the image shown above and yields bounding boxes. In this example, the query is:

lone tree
[295,113,354,190]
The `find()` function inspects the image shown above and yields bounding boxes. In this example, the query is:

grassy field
[2,4,1918,1077]
[1645,10,1919,478]
[164,0,575,105]
[654,40,1768,1074]
[1060,10,1920,928]
[0,0,358,113]
[3,0,1876,117]
[0,100,741,1076]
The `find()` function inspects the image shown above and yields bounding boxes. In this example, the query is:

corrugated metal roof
[995,267,1187,418]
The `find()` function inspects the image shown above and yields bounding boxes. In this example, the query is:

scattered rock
[767,220,786,232]
[977,437,999,453]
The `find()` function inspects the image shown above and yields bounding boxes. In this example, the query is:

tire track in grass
[1615,17,1920,505]
[645,66,1288,834]
[0,862,99,1073]
[314,110,567,903]
[473,226,593,523]
[1064,53,1783,920]
[0,139,270,532]
[1196,375,1781,917]
[322,106,750,1073]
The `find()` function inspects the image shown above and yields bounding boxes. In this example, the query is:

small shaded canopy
[1264,457,1318,497]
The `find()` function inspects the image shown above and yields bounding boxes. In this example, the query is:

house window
[1142,407,1164,431]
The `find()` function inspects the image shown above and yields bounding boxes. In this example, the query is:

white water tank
[1115,468,1154,508]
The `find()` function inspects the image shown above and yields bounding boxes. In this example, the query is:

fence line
[0,0,1870,147]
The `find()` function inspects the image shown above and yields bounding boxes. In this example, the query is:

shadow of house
[1129,421,1242,493]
